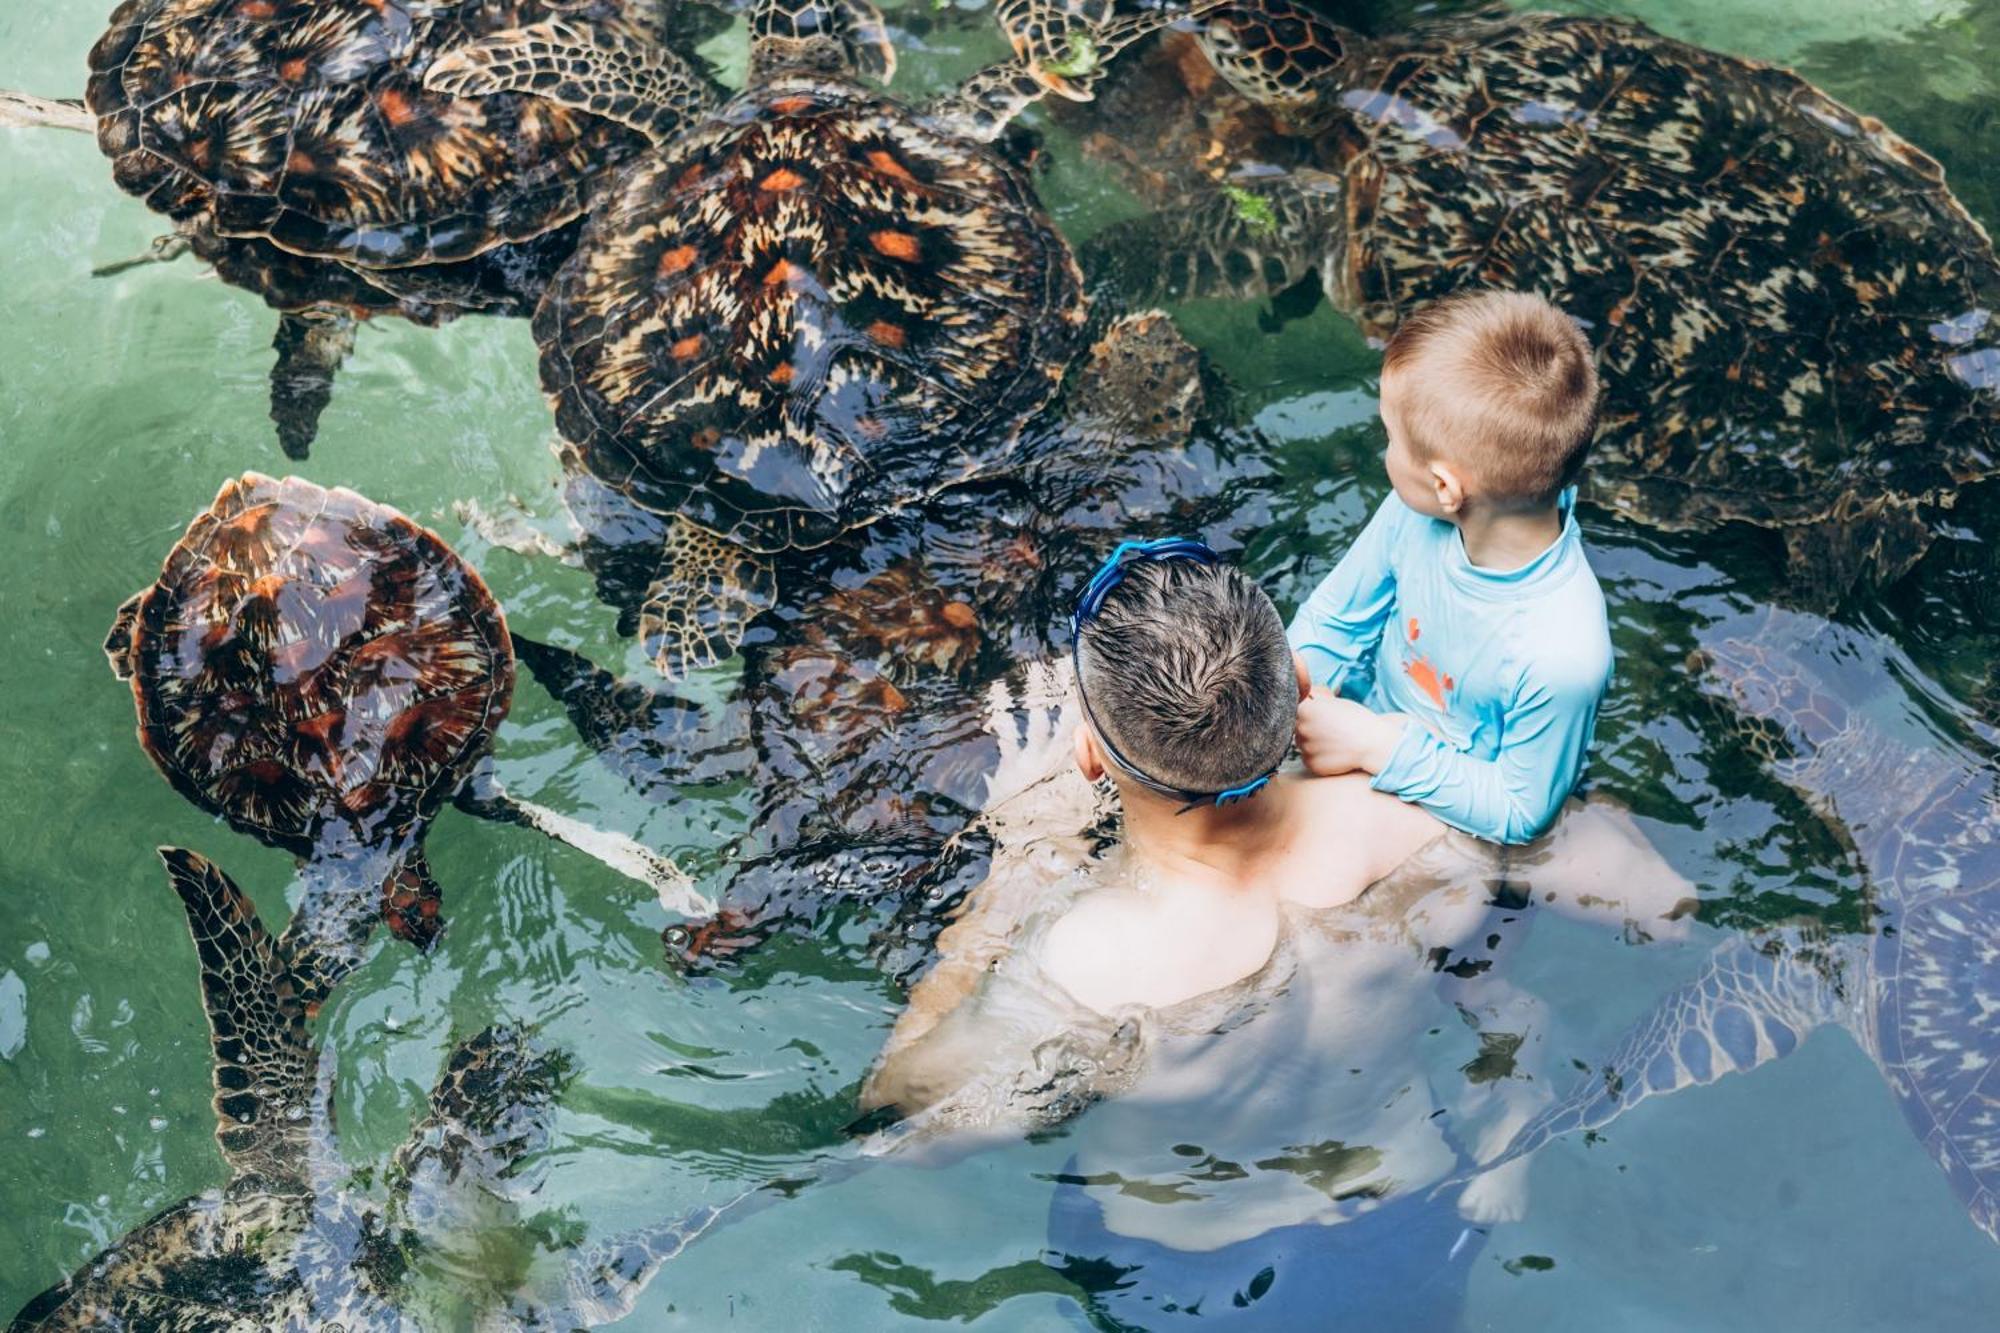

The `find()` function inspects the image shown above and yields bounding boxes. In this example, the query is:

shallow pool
[5,0,2000,1326]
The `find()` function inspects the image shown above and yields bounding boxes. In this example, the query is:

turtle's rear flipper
[158,847,317,1185]
[638,516,778,680]
[1454,935,1839,1190]
[393,1025,570,1214]
[379,847,445,952]
[0,90,91,131]
[270,313,356,460]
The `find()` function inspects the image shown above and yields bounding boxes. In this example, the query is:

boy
[1291,289,1612,844]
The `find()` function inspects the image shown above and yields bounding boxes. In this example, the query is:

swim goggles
[1068,538,1280,814]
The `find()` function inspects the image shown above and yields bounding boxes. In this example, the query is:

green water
[6,0,2000,1326]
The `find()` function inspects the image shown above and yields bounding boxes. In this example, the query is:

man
[862,540,1690,1328]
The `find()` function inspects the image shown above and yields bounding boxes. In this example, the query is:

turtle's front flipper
[1459,935,1843,1189]
[512,632,732,797]
[270,312,356,460]
[424,19,713,145]
[930,0,1226,138]
[158,847,318,1186]
[639,516,779,680]
[0,90,90,131]
[455,758,715,917]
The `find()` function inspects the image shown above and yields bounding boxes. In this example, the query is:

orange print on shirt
[1402,620,1455,709]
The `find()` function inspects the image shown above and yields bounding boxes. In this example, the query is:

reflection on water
[6,0,2000,1327]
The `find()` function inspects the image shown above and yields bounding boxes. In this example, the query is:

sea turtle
[105,472,702,990]
[0,0,681,457]
[1051,0,2000,602]
[1465,609,2000,1244]
[486,308,1220,970]
[9,848,704,1329]
[420,0,1221,677]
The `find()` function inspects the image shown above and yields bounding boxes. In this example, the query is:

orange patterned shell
[116,473,513,851]
[84,0,645,270]
[539,76,1088,554]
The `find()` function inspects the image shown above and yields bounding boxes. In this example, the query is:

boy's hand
[1295,688,1407,777]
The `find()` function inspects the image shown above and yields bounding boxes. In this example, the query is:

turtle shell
[84,0,645,278]
[112,473,513,854]
[1308,12,2000,534]
[537,75,1088,554]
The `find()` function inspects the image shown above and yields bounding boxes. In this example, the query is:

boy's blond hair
[1381,290,1600,504]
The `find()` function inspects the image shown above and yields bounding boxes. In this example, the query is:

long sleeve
[1371,658,1603,845]
[1287,496,1405,698]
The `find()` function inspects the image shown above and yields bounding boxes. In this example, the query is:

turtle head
[1694,634,1853,767]
[1194,0,1358,116]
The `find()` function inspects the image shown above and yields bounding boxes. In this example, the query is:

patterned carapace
[1080,1,2000,596]
[542,75,1087,554]
[85,0,646,304]
[108,472,513,857]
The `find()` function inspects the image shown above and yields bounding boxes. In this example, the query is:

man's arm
[1287,494,1406,697]
[1367,658,1605,845]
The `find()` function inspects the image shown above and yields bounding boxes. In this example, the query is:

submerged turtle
[1056,0,2000,601]
[496,310,1222,970]
[1468,610,2000,1244]
[106,472,699,988]
[422,0,1219,676]
[3,0,673,457]
[10,848,700,1329]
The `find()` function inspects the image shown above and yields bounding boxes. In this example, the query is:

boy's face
[1379,368,1453,520]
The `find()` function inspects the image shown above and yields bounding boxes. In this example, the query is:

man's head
[1378,289,1599,518]
[1072,557,1297,806]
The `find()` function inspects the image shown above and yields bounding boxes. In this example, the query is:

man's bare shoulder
[1280,772,1445,909]
[1042,890,1158,1014]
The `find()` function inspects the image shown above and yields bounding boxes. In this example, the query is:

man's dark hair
[1076,559,1295,795]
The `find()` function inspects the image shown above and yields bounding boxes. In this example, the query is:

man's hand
[1295,688,1407,777]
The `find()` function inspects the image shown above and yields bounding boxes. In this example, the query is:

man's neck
[1453,502,1564,571]
[1120,778,1297,896]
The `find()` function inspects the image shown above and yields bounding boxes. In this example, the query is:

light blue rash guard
[1287,489,1612,845]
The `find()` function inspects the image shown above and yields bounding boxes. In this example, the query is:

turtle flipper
[391,1026,570,1221]
[104,592,142,681]
[638,516,779,680]
[378,847,445,952]
[159,847,318,1186]
[511,632,723,797]
[455,758,715,917]
[424,19,712,145]
[933,0,1224,139]
[1461,935,1843,1188]
[0,89,91,131]
[270,312,355,460]
[1779,503,1936,609]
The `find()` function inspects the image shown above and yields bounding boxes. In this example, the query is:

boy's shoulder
[1511,560,1613,694]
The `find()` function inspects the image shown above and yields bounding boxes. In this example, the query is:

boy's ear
[1429,459,1467,514]
[1074,724,1107,782]
[1293,652,1313,702]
